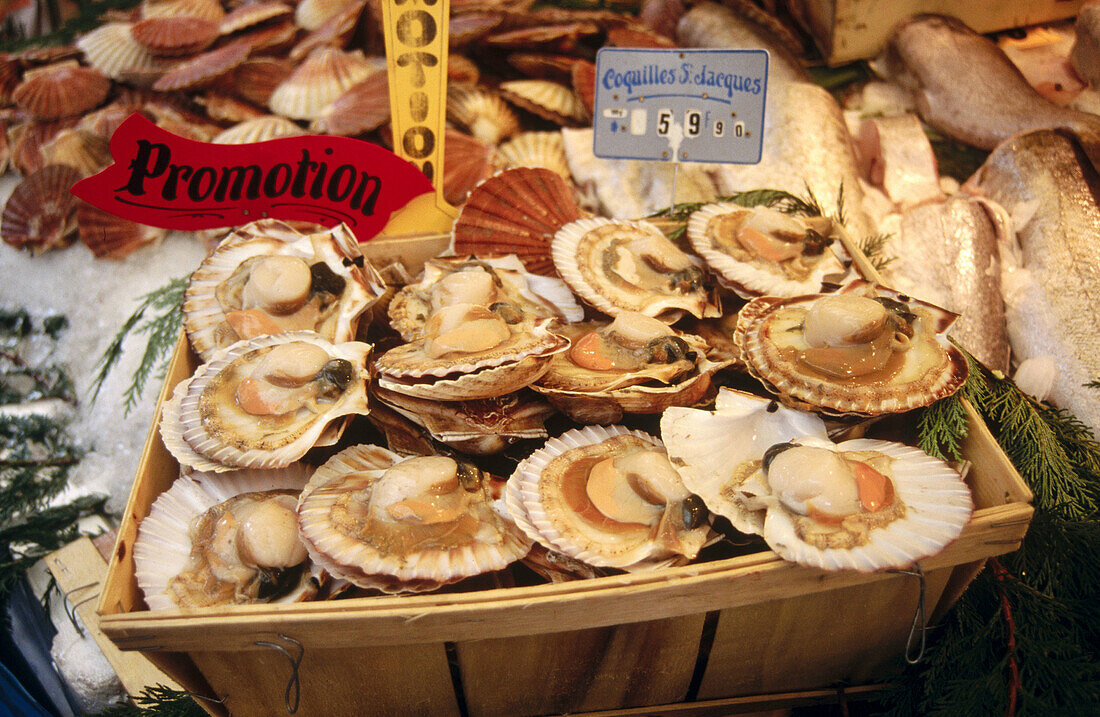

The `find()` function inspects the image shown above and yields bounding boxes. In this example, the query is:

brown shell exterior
[40,128,111,177]
[734,289,969,416]
[484,21,599,49]
[570,59,596,117]
[218,1,292,35]
[141,0,226,24]
[443,129,503,206]
[226,19,298,54]
[507,53,574,81]
[288,0,366,62]
[268,47,381,121]
[498,79,588,126]
[447,54,480,85]
[451,167,582,277]
[449,12,503,48]
[131,16,219,56]
[607,24,678,48]
[7,117,78,176]
[0,55,21,105]
[12,63,110,120]
[639,0,684,39]
[194,91,265,123]
[228,57,294,107]
[1,164,82,254]
[309,67,388,136]
[153,42,251,92]
[77,203,166,258]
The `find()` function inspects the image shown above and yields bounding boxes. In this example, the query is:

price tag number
[685,110,702,137]
[656,109,674,136]
[713,120,747,138]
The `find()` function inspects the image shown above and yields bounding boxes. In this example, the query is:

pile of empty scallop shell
[132,153,974,610]
[0,0,697,256]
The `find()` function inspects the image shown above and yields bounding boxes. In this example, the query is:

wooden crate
[788,0,1089,65]
[97,326,1033,717]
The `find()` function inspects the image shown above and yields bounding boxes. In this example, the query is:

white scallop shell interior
[133,464,312,611]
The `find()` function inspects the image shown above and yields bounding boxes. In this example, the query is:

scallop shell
[499,79,588,126]
[570,59,596,116]
[218,0,292,35]
[161,332,372,472]
[78,102,149,139]
[297,444,532,593]
[450,166,582,277]
[212,114,305,144]
[532,320,730,424]
[12,62,110,120]
[442,129,504,206]
[484,21,600,49]
[152,41,251,92]
[294,0,357,31]
[686,203,846,298]
[448,11,504,48]
[133,464,313,610]
[227,57,294,107]
[268,48,383,121]
[446,85,520,146]
[447,53,479,85]
[763,438,972,572]
[76,22,167,82]
[7,118,78,176]
[661,388,831,535]
[183,219,384,360]
[374,387,556,455]
[497,131,571,181]
[505,425,709,570]
[506,53,574,81]
[77,203,166,258]
[0,56,19,105]
[1,164,81,254]
[552,217,719,321]
[227,19,297,54]
[141,0,226,23]
[607,24,678,48]
[734,281,969,416]
[40,128,110,177]
[309,69,389,136]
[194,91,265,123]
[375,318,569,402]
[131,16,219,56]
[288,0,366,62]
[388,254,583,342]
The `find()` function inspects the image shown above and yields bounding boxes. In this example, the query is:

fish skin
[879,196,1010,373]
[676,1,808,84]
[884,14,1100,151]
[1071,3,1100,88]
[969,129,1100,434]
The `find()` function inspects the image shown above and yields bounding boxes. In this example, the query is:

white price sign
[592,48,768,164]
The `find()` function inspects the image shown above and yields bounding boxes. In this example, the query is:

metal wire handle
[254,634,304,714]
[889,565,927,664]
[61,581,100,638]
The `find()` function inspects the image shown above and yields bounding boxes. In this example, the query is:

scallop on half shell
[133,464,317,610]
[160,332,371,472]
[183,219,385,362]
[532,311,730,425]
[296,444,532,593]
[686,203,846,298]
[661,388,973,572]
[735,281,968,416]
[388,254,583,342]
[504,425,711,571]
[552,217,719,322]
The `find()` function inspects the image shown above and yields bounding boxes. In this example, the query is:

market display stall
[0,0,1097,715]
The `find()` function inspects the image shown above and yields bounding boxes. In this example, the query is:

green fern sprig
[89,277,187,415]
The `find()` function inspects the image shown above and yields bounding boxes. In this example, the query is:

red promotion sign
[71,114,435,242]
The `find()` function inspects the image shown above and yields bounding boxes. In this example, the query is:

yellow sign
[381,0,457,234]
